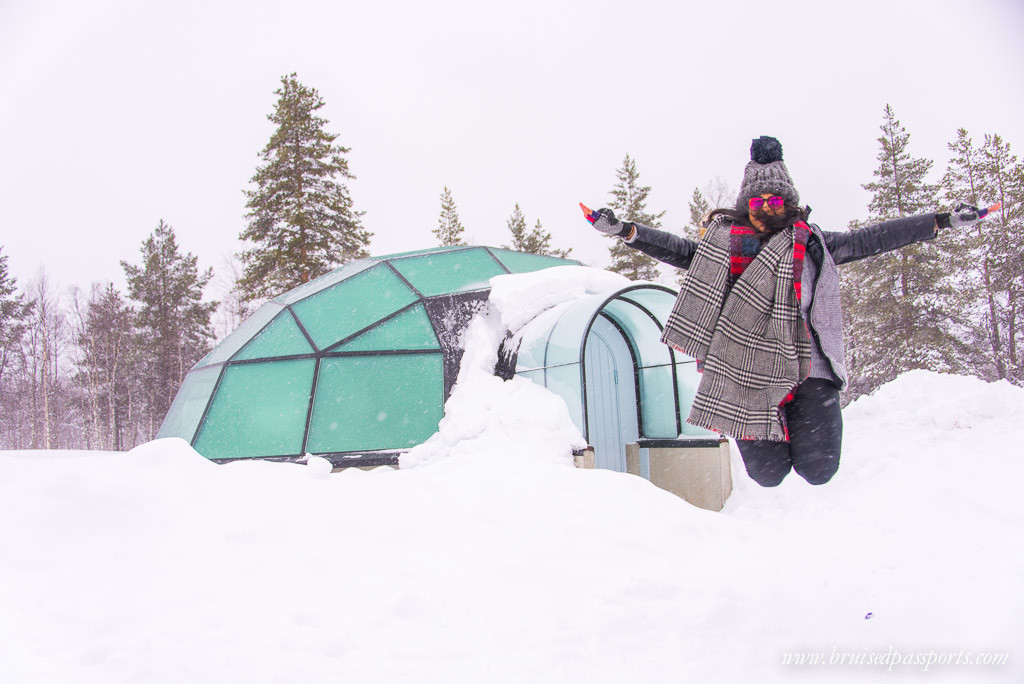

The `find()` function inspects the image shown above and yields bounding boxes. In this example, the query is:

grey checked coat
[659,218,813,440]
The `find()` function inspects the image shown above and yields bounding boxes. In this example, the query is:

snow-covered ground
[2,269,1021,683]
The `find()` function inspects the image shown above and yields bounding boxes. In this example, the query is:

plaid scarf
[661,218,812,441]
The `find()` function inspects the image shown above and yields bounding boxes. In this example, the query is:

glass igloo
[157,246,578,466]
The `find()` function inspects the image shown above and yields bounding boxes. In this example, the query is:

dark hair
[705,202,809,235]
[706,206,753,228]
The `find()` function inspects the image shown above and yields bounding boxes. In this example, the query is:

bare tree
[702,176,736,210]
[23,271,68,449]
[212,253,253,341]
[70,283,134,450]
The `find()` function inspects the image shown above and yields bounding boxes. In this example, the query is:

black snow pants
[735,378,843,487]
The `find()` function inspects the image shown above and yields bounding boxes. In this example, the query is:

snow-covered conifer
[503,203,571,258]
[435,186,466,246]
[0,247,30,389]
[841,105,962,396]
[606,155,664,281]
[122,221,217,438]
[237,74,370,302]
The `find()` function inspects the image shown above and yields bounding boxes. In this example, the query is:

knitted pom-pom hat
[735,136,800,211]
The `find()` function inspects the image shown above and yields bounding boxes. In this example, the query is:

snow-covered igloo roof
[157,245,579,465]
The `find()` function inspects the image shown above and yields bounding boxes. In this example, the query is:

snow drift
[1,269,1021,683]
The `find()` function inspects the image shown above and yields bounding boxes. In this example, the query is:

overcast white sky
[2,0,1022,301]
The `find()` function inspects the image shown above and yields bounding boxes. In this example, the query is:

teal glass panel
[194,359,315,459]
[601,300,673,370]
[545,295,606,367]
[273,259,377,305]
[513,301,572,371]
[673,347,699,365]
[156,365,222,442]
[510,291,680,374]
[334,304,439,352]
[675,359,715,437]
[543,363,584,435]
[382,245,469,260]
[515,369,545,385]
[390,248,506,297]
[515,337,547,372]
[306,354,443,453]
[291,264,418,350]
[639,366,677,438]
[194,302,284,368]
[490,249,578,274]
[618,288,676,320]
[234,310,314,360]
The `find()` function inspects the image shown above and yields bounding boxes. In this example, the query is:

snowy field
[2,269,1022,683]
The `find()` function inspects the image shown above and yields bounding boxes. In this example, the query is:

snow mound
[3,266,1023,684]
[844,368,1022,431]
[488,265,629,331]
[400,314,586,470]
[399,371,586,470]
[304,455,334,479]
[401,267,615,470]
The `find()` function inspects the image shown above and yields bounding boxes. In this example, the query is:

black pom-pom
[750,136,783,164]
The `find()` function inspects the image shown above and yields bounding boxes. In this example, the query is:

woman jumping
[585,136,995,486]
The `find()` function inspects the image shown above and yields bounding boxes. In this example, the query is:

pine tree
[677,179,736,285]
[941,129,1002,380]
[975,134,1024,382]
[434,186,466,246]
[0,246,31,388]
[606,154,664,281]
[237,73,371,302]
[676,187,712,286]
[939,131,1024,384]
[504,203,528,251]
[122,220,217,438]
[841,105,960,396]
[0,247,32,447]
[685,187,710,241]
[503,203,572,257]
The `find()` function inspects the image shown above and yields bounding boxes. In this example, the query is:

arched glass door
[583,315,638,472]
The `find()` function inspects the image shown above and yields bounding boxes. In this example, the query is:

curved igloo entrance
[509,284,715,471]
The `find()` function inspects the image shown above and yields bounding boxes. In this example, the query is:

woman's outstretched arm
[819,213,938,265]
[586,206,700,269]
[625,222,700,270]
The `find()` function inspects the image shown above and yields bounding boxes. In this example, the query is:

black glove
[937,202,986,230]
[591,208,634,238]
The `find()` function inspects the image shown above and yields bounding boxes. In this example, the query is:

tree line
[1,74,1020,450]
[0,222,215,450]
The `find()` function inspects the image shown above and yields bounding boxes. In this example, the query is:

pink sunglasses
[748,196,785,211]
